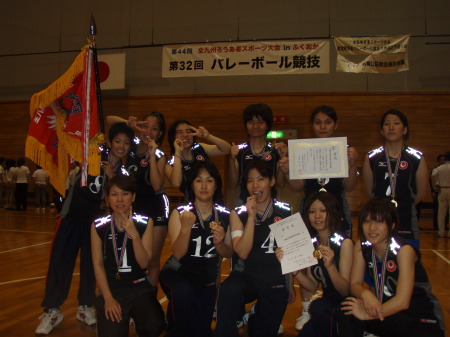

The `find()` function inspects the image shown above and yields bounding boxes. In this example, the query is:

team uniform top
[63,173,106,224]
[125,148,169,224]
[94,213,150,288]
[63,151,138,224]
[163,202,230,287]
[233,200,291,286]
[361,235,444,328]
[167,143,209,200]
[236,142,280,202]
[310,232,349,299]
[368,146,423,239]
[126,148,166,198]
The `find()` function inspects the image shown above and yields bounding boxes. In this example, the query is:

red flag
[26,45,103,197]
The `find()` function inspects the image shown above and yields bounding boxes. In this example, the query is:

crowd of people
[10,104,444,337]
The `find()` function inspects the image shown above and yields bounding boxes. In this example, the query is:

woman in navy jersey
[35,123,136,335]
[279,105,358,331]
[276,191,354,337]
[91,175,165,337]
[215,160,293,337]
[229,103,287,206]
[341,198,445,337]
[165,119,231,200]
[160,160,233,337]
[363,109,427,245]
[107,112,169,286]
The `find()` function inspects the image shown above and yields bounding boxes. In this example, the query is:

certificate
[269,212,317,274]
[288,137,348,180]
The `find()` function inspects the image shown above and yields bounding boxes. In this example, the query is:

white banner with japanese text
[162,40,329,77]
[334,35,409,73]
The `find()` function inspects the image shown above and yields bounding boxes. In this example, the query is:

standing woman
[165,120,231,200]
[280,105,359,236]
[276,191,354,337]
[35,123,135,335]
[229,103,287,206]
[91,175,165,337]
[279,105,358,330]
[14,157,30,210]
[107,112,170,286]
[4,159,16,210]
[215,160,293,337]
[341,198,445,337]
[160,160,233,337]
[363,109,427,245]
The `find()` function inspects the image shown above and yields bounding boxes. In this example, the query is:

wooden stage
[0,207,449,337]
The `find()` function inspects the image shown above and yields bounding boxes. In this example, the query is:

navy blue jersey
[165,202,230,286]
[361,236,443,324]
[310,232,349,298]
[167,143,209,199]
[94,213,149,287]
[234,200,291,286]
[236,141,280,202]
[126,148,170,224]
[126,148,166,198]
[368,146,423,239]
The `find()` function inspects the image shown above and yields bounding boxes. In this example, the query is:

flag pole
[89,15,105,135]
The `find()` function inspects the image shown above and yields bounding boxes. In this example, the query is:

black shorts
[133,193,169,227]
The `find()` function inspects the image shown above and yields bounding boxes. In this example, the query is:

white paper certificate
[288,137,348,180]
[269,212,317,274]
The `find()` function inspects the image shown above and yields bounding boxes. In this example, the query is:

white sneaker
[76,305,96,325]
[295,310,311,331]
[35,308,64,335]
[278,324,284,334]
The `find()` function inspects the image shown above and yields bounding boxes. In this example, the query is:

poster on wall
[162,40,329,77]
[334,35,409,73]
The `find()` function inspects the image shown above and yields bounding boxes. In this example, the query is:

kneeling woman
[215,160,293,337]
[159,160,233,337]
[341,198,445,337]
[91,175,165,337]
[277,191,354,337]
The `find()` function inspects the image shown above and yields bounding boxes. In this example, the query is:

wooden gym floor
[0,207,449,337]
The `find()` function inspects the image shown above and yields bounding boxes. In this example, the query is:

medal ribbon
[372,247,388,302]
[194,203,218,229]
[250,142,272,161]
[111,215,128,273]
[385,149,402,200]
[255,199,273,225]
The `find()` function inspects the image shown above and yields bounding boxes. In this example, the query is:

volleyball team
[35,104,445,337]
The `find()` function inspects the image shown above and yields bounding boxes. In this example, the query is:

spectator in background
[432,151,450,238]
[4,159,16,210]
[14,157,30,211]
[431,154,447,230]
[33,165,49,212]
[65,161,80,195]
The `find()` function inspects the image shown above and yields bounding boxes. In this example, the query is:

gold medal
[319,187,327,192]
[209,221,221,229]
[313,249,323,259]
[116,272,120,280]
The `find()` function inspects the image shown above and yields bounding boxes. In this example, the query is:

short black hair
[109,122,135,144]
[143,111,166,146]
[310,105,338,123]
[104,174,137,197]
[445,151,450,161]
[358,198,399,242]
[17,157,26,166]
[187,160,223,204]
[242,104,273,134]
[243,160,277,199]
[302,191,343,236]
[380,109,409,140]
